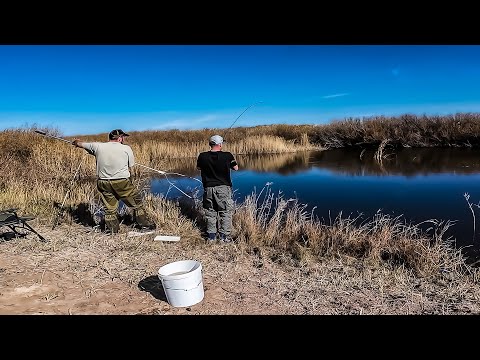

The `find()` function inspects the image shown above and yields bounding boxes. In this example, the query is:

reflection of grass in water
[159,151,312,176]
[308,147,480,177]
[161,147,480,180]
[240,152,310,173]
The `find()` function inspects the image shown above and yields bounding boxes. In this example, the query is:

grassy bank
[2,119,480,314]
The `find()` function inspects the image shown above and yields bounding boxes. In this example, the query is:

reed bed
[67,124,319,147]
[309,113,480,149]
[130,134,312,163]
[230,184,473,279]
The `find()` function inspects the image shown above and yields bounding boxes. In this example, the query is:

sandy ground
[1,221,480,315]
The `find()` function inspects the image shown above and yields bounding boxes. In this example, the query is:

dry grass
[309,113,480,149]
[2,122,480,314]
[230,184,473,278]
[2,195,479,314]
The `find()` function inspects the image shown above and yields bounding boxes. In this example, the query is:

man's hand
[72,139,81,147]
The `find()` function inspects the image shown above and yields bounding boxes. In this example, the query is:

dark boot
[105,218,120,234]
[135,209,156,230]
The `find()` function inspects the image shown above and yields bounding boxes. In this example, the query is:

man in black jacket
[196,135,239,242]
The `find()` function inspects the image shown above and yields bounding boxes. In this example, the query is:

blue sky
[1,45,480,136]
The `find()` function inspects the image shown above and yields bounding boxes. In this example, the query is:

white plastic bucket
[157,259,204,307]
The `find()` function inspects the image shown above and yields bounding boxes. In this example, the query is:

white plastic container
[158,260,204,307]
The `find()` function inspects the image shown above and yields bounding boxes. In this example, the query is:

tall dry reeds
[309,113,480,149]
[30,112,480,154]
[232,184,470,278]
[116,112,480,151]
[65,125,320,150]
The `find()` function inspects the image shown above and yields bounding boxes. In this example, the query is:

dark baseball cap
[109,129,130,140]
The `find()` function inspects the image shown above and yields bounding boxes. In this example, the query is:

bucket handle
[163,279,203,292]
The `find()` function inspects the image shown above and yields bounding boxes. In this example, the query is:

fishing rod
[134,101,264,196]
[227,101,264,131]
[223,101,263,141]
[34,130,73,144]
[34,129,94,155]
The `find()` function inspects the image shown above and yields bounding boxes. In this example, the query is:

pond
[150,148,480,262]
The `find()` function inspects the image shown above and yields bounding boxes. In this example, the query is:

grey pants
[202,185,234,236]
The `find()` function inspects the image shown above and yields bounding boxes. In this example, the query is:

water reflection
[310,148,480,177]
[151,148,480,177]
[150,151,312,177]
[150,148,480,261]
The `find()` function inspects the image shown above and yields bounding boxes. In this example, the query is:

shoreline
[1,221,480,315]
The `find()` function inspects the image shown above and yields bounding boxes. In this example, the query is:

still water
[150,148,480,260]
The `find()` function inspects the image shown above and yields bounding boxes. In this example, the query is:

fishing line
[135,163,202,199]
[52,158,84,229]
[32,131,92,228]
[135,114,261,199]
[135,163,202,184]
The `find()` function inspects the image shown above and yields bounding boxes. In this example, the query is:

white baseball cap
[209,135,224,145]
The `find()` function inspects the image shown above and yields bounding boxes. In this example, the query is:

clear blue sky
[1,45,480,136]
